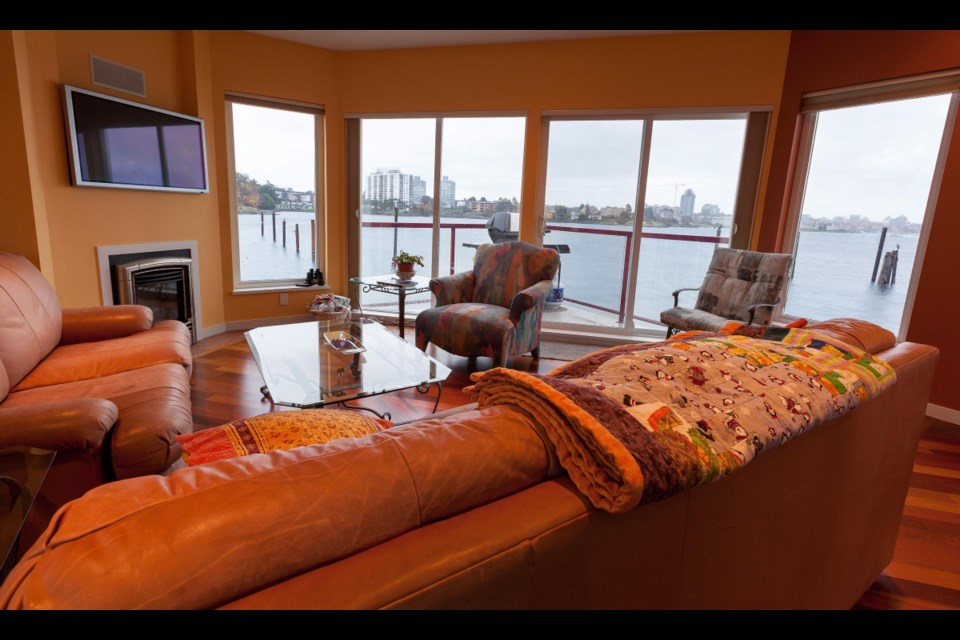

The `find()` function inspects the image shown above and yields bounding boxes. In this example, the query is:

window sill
[232,284,331,296]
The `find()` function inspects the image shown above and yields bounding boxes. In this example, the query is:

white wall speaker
[90,55,146,97]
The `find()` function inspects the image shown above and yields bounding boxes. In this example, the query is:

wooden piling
[871,227,888,283]
[272,212,277,242]
[261,212,264,236]
[878,246,899,286]
[295,224,300,253]
[282,219,286,248]
[311,220,316,259]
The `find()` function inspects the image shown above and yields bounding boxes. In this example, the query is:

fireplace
[97,242,201,344]
[114,257,194,342]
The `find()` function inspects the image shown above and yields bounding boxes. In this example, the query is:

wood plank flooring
[190,328,960,610]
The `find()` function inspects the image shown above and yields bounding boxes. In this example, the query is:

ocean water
[238,212,919,335]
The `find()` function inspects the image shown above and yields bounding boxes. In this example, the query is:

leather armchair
[416,242,560,367]
[0,251,193,545]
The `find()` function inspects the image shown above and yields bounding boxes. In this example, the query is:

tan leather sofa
[0,251,193,532]
[0,320,938,609]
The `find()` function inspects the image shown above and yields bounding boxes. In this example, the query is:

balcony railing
[361,220,727,328]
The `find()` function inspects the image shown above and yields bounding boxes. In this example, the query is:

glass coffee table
[1,446,55,581]
[245,317,451,420]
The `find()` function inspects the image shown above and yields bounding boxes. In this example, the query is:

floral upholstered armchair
[660,248,793,338]
[415,241,560,367]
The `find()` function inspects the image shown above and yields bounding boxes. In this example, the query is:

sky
[232,103,316,192]
[233,95,953,223]
[801,93,951,224]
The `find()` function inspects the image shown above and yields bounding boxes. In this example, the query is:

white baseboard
[927,403,960,425]
[223,313,314,333]
[196,323,225,341]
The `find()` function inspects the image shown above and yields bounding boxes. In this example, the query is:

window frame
[344,111,527,314]
[226,93,325,291]
[535,107,771,338]
[776,88,960,341]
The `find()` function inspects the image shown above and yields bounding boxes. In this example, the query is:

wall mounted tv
[63,85,209,193]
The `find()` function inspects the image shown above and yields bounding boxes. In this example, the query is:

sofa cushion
[416,303,516,359]
[659,307,731,333]
[177,409,390,466]
[3,363,192,478]
[0,252,62,387]
[13,320,192,392]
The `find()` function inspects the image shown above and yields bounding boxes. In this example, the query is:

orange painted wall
[12,29,226,331]
[0,32,43,267]
[758,30,960,411]
[2,29,791,333]
[338,30,792,244]
[206,30,344,323]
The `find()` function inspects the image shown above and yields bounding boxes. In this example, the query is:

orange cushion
[177,410,391,466]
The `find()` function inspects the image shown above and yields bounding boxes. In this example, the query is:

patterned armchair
[660,247,793,338]
[415,241,560,367]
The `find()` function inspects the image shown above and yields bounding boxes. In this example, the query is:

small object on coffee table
[323,329,365,355]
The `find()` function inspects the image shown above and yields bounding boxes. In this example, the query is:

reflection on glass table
[1,446,55,581]
[245,317,451,420]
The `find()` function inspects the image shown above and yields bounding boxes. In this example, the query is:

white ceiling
[247,30,692,52]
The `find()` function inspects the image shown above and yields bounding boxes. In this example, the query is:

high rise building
[680,189,696,217]
[440,176,456,209]
[410,177,426,208]
[366,168,426,207]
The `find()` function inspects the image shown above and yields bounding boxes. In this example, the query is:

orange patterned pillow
[177,410,391,466]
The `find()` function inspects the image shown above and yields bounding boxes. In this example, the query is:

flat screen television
[62,85,209,193]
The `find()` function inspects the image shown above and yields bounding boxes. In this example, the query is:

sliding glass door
[356,114,526,318]
[538,114,751,335]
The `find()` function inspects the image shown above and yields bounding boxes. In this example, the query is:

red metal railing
[361,220,728,324]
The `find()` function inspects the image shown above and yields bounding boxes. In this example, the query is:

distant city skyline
[234,95,950,226]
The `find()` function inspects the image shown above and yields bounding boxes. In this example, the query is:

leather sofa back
[0,405,556,609]
[0,252,62,390]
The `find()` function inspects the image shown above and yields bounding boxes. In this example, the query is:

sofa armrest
[429,271,475,306]
[0,399,117,451]
[60,306,154,345]
[509,280,553,326]
[806,318,897,354]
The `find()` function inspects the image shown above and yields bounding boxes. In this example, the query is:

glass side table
[1,447,55,581]
[349,274,432,339]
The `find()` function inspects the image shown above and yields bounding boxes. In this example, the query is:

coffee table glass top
[245,318,451,408]
[2,446,55,574]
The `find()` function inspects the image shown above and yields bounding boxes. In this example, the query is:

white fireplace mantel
[96,240,204,338]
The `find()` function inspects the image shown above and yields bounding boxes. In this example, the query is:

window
[781,90,957,338]
[227,96,324,288]
[354,114,526,317]
[537,112,758,335]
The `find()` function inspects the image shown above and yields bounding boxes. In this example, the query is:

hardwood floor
[855,419,960,610]
[190,328,960,610]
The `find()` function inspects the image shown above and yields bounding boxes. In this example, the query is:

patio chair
[660,247,793,338]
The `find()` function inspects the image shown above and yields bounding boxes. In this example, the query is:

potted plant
[392,250,424,280]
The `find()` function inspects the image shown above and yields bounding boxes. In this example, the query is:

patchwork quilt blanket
[465,327,897,513]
